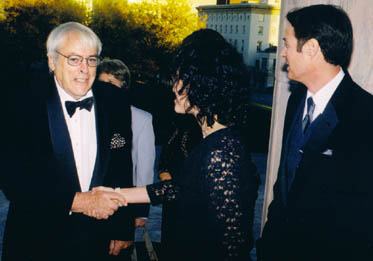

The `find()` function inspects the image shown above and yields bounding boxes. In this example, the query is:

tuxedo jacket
[1,74,135,261]
[131,106,155,217]
[257,72,373,261]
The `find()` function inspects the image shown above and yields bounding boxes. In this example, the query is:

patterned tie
[302,97,315,133]
[65,97,94,118]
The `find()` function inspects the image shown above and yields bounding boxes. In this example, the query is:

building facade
[198,0,280,88]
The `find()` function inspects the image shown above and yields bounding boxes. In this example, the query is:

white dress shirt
[303,68,345,121]
[55,78,97,192]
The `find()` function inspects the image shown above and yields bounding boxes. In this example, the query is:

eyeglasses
[56,50,101,67]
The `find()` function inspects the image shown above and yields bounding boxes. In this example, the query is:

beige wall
[262,0,373,231]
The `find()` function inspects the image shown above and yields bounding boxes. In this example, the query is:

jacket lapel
[89,84,111,189]
[46,79,81,192]
[303,103,338,153]
[302,71,354,153]
[278,86,306,205]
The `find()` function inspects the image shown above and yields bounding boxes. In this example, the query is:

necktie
[302,97,315,133]
[65,97,94,118]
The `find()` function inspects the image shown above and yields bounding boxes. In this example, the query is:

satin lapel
[46,81,81,192]
[89,85,111,189]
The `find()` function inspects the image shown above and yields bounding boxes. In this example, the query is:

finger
[112,242,121,256]
[106,200,120,211]
[93,186,113,192]
[108,192,127,206]
[109,240,115,255]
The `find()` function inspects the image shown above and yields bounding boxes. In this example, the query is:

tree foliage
[0,0,86,69]
[0,0,205,80]
[130,0,206,50]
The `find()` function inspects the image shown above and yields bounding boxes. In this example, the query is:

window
[257,41,262,52]
[230,25,233,33]
[243,25,246,33]
[225,25,227,33]
[220,25,222,32]
[262,58,268,70]
[258,26,264,35]
[234,39,237,48]
[258,14,264,22]
[215,24,218,31]
[241,40,244,53]
[236,25,239,33]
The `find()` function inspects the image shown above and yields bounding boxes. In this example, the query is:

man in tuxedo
[1,22,135,261]
[257,5,373,261]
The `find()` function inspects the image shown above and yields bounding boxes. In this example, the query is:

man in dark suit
[257,5,373,261]
[1,22,134,261]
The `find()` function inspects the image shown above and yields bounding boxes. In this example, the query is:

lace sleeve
[204,138,252,260]
[146,180,180,205]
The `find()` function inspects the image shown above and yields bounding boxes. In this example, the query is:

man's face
[281,24,309,83]
[48,32,97,100]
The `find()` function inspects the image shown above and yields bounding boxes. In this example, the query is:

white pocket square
[322,149,333,156]
[110,133,126,149]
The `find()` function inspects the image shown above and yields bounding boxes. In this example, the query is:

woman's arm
[93,179,180,207]
[119,187,150,203]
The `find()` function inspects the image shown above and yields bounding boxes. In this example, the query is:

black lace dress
[147,128,259,261]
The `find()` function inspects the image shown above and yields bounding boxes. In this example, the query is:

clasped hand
[71,187,126,219]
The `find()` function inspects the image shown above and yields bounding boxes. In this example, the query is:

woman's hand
[159,172,172,181]
[81,187,128,219]
[92,186,115,192]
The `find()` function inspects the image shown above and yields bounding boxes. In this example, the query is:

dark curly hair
[174,28,250,128]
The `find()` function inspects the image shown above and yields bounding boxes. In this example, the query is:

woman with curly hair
[92,29,260,261]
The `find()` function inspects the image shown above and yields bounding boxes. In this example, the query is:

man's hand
[109,240,133,256]
[92,186,115,192]
[71,190,126,219]
[135,218,147,228]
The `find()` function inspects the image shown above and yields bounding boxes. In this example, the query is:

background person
[98,58,156,229]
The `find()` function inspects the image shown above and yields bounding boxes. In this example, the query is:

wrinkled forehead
[58,31,99,54]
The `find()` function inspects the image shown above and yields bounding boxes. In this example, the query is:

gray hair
[46,22,102,63]
[97,58,131,90]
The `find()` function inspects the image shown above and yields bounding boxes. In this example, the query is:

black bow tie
[65,97,94,117]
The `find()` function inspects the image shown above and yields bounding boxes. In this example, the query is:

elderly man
[1,22,134,261]
[257,5,373,261]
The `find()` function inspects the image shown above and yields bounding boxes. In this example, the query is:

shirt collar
[306,67,344,115]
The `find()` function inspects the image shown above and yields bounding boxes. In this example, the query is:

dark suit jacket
[1,74,135,261]
[257,72,373,261]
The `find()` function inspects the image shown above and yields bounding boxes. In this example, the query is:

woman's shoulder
[201,128,246,159]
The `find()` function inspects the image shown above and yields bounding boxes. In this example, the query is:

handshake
[71,186,126,220]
